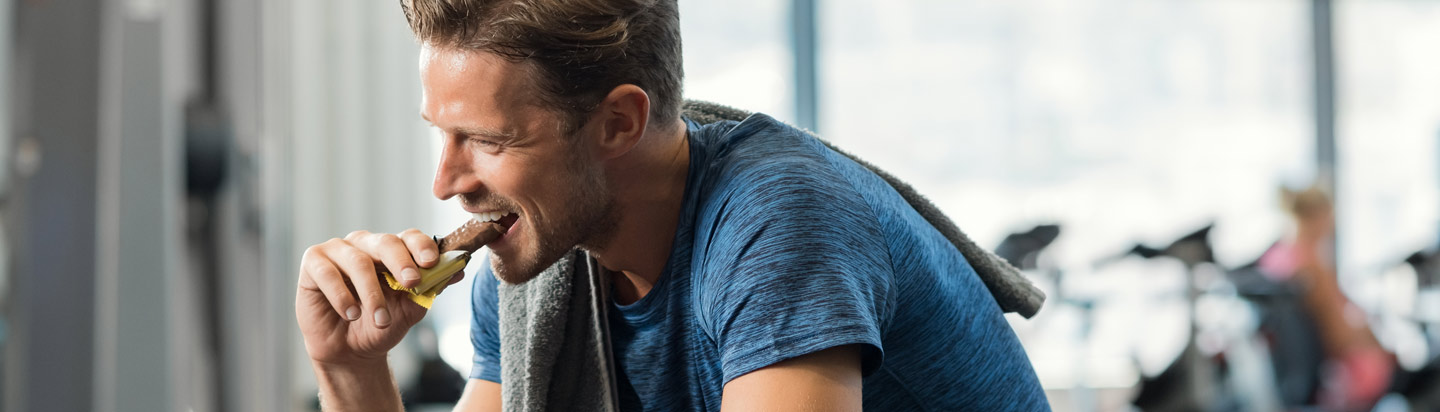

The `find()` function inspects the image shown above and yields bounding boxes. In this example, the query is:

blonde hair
[1280,184,1333,220]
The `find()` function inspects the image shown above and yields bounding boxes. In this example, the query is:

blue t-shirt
[471,114,1048,411]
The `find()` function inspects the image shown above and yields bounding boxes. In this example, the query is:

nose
[432,137,482,200]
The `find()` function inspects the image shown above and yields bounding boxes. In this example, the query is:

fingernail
[374,308,390,327]
[421,250,437,264]
[345,306,360,321]
[402,267,420,282]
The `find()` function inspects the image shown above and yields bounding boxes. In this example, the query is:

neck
[588,119,690,305]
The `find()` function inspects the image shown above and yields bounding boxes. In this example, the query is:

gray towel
[496,100,1046,412]
[498,250,618,412]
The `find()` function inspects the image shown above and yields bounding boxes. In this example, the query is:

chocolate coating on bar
[436,220,506,254]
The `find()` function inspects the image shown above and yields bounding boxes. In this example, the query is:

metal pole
[792,0,818,132]
[1311,0,1339,269]
[7,0,104,410]
[95,1,181,410]
[0,0,10,188]
[260,0,298,408]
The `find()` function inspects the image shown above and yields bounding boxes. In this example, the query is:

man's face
[420,46,616,284]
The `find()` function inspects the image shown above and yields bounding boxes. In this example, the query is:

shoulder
[692,114,831,179]
[685,114,895,313]
[684,114,894,273]
[689,114,862,220]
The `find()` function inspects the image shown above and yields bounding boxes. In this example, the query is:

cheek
[481,155,553,210]
[474,154,522,188]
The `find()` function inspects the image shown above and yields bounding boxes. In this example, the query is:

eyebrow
[421,113,516,139]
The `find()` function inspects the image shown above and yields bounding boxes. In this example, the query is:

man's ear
[591,84,650,160]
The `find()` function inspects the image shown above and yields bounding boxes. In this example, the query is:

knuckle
[322,237,347,249]
[300,258,325,276]
[344,230,369,240]
[362,288,386,303]
[350,254,373,270]
[377,233,403,247]
[338,248,370,269]
[300,250,331,273]
[330,291,354,305]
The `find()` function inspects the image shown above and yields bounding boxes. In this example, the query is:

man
[295,0,1049,410]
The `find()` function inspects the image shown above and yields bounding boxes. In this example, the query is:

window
[679,0,796,123]
[819,0,1312,390]
[1335,0,1440,300]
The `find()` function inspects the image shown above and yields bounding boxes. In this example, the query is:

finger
[302,245,362,322]
[399,228,440,269]
[344,229,371,241]
[328,240,393,329]
[366,233,424,289]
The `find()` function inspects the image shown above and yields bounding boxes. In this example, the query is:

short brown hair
[401,0,684,132]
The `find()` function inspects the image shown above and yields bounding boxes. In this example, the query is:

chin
[488,254,543,285]
[487,198,614,284]
[491,268,543,285]
[488,244,572,285]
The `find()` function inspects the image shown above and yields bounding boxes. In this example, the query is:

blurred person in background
[1260,184,1396,411]
[292,0,1048,411]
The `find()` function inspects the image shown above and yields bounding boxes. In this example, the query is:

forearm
[1298,264,1380,356]
[313,359,405,412]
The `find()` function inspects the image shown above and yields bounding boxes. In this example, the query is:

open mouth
[473,211,520,233]
[495,213,520,232]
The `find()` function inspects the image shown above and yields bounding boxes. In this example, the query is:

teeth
[472,211,509,222]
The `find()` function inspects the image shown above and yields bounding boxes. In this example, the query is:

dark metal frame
[1311,0,1340,269]
[792,0,818,132]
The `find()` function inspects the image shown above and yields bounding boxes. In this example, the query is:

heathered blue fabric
[471,113,1049,411]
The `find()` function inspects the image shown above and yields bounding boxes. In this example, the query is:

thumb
[389,294,431,328]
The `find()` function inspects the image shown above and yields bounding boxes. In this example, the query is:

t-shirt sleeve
[695,167,893,384]
[469,253,502,383]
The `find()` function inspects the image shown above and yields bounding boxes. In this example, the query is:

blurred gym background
[1,0,1438,411]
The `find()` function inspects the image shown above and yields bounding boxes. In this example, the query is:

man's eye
[468,137,499,147]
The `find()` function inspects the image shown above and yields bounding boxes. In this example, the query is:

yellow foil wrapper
[382,250,472,309]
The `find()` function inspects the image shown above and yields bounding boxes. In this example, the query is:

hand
[295,229,456,367]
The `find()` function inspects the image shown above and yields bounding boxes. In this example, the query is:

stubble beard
[489,144,618,284]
